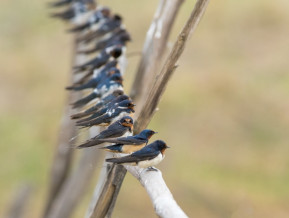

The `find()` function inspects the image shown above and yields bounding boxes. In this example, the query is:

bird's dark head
[113,14,122,22]
[112,89,124,97]
[153,140,170,155]
[115,95,129,102]
[118,99,135,112]
[100,7,110,17]
[110,47,122,59]
[120,116,134,132]
[109,73,123,84]
[119,32,131,42]
[139,129,157,139]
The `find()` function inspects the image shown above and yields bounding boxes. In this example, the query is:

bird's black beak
[154,132,158,134]
[166,146,170,149]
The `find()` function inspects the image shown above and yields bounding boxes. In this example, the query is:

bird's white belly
[137,153,164,168]
[111,111,130,123]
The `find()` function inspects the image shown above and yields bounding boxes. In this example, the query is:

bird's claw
[146,167,158,172]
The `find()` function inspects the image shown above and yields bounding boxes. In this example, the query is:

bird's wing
[106,150,159,164]
[97,124,125,139]
[99,136,145,145]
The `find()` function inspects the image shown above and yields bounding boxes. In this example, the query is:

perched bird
[76,99,135,127]
[105,140,170,169]
[67,7,110,32]
[77,116,133,148]
[71,73,123,108]
[99,129,157,154]
[75,94,129,121]
[66,67,120,91]
[79,29,131,54]
[73,46,122,72]
[70,90,124,119]
[78,14,122,43]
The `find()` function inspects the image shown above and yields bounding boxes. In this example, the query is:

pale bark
[130,0,184,106]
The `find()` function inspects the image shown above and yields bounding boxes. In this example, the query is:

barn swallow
[77,116,133,148]
[70,90,124,119]
[79,29,131,54]
[67,7,110,32]
[74,94,129,121]
[71,73,123,108]
[78,14,122,43]
[66,67,120,91]
[99,129,157,154]
[73,46,122,72]
[76,99,135,127]
[105,140,170,169]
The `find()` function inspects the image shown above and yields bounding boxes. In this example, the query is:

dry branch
[87,0,210,217]
[135,0,210,128]
[130,0,184,105]
[5,184,33,218]
[43,34,84,217]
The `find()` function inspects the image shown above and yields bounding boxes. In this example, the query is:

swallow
[66,67,120,91]
[99,129,157,154]
[73,46,122,72]
[77,14,122,43]
[78,29,131,54]
[70,90,124,119]
[76,99,135,127]
[71,73,123,108]
[77,116,133,148]
[105,140,170,169]
[74,94,129,121]
[67,7,110,32]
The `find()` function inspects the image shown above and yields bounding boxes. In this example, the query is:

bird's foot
[146,167,158,172]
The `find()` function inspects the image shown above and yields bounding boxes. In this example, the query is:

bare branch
[130,0,184,105]
[135,0,210,129]
[45,143,103,218]
[5,184,33,218]
[43,35,87,216]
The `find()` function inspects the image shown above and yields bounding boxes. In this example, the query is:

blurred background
[1,0,289,217]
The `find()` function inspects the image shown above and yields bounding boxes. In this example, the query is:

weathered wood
[130,0,184,106]
[43,34,84,217]
[135,0,210,128]
[5,184,33,218]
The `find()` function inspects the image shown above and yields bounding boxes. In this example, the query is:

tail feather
[72,92,99,108]
[66,78,99,91]
[76,116,104,127]
[100,144,122,153]
[48,0,71,7]
[77,140,102,149]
